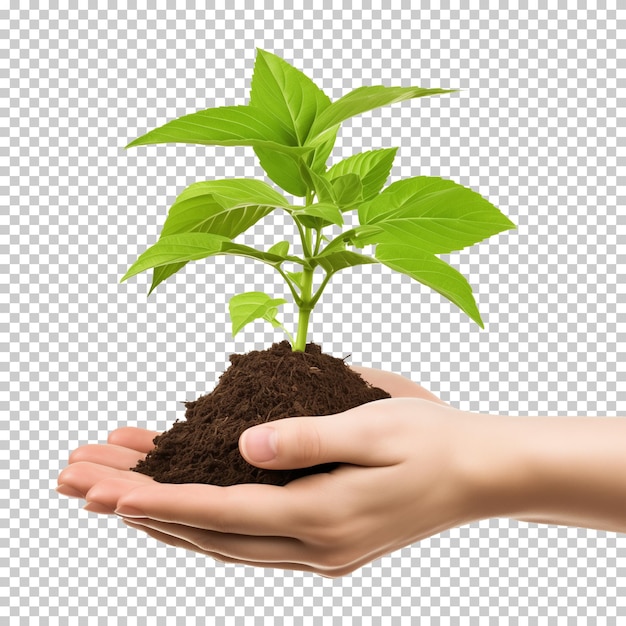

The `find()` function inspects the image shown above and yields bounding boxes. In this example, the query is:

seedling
[121,49,515,351]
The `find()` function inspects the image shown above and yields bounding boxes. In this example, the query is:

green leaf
[151,179,290,289]
[254,128,338,197]
[330,173,363,208]
[121,233,231,283]
[218,241,298,267]
[313,249,378,275]
[300,162,335,203]
[250,49,332,146]
[375,243,484,327]
[307,85,457,146]
[249,50,335,196]
[160,179,291,238]
[254,148,309,196]
[267,241,290,257]
[358,176,516,253]
[321,225,385,255]
[286,271,305,290]
[327,148,397,201]
[228,291,287,337]
[126,105,313,152]
[310,127,339,173]
[290,202,344,228]
[122,234,301,291]
[149,261,187,295]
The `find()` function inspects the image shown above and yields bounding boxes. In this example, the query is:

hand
[57,368,480,577]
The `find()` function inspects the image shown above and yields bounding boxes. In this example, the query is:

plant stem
[293,263,314,352]
[293,192,316,352]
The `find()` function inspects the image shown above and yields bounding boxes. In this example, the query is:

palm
[58,367,445,510]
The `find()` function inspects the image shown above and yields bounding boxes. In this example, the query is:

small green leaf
[267,241,290,257]
[254,128,338,197]
[218,241,298,267]
[250,49,331,146]
[321,225,385,255]
[307,85,457,146]
[161,179,291,238]
[229,291,287,337]
[358,176,516,253]
[286,271,305,290]
[313,249,378,275]
[254,148,309,197]
[310,127,339,174]
[290,202,344,228]
[299,163,335,203]
[126,105,313,152]
[375,243,484,327]
[327,148,397,201]
[330,173,363,209]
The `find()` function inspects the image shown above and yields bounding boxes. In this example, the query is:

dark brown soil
[131,341,391,486]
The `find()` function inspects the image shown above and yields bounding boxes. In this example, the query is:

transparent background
[3,4,625,624]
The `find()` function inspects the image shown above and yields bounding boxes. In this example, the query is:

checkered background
[3,4,624,624]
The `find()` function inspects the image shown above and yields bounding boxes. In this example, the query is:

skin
[57,366,626,578]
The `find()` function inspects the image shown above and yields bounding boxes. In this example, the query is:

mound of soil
[132,341,391,486]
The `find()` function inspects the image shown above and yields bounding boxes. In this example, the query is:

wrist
[458,412,626,532]
[454,412,536,523]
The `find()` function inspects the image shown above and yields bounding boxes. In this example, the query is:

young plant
[121,49,516,352]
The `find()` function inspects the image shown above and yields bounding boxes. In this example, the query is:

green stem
[293,266,313,352]
[292,189,317,352]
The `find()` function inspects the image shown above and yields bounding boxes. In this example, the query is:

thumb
[238,401,399,470]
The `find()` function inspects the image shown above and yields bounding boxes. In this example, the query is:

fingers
[113,480,327,539]
[58,461,153,498]
[69,444,147,470]
[107,427,160,453]
[85,478,152,514]
[239,399,403,469]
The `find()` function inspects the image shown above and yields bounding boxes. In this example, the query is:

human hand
[58,368,483,577]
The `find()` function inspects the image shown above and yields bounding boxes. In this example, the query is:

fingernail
[84,502,115,515]
[56,484,84,499]
[114,505,145,518]
[242,426,277,463]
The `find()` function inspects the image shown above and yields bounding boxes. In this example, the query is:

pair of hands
[57,367,481,577]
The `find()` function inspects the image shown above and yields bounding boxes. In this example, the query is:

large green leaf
[249,50,335,196]
[250,49,331,146]
[122,234,299,289]
[149,261,187,295]
[375,243,484,327]
[326,148,397,201]
[229,291,287,337]
[358,176,516,253]
[306,85,457,146]
[126,105,310,152]
[160,179,290,238]
[121,233,231,282]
